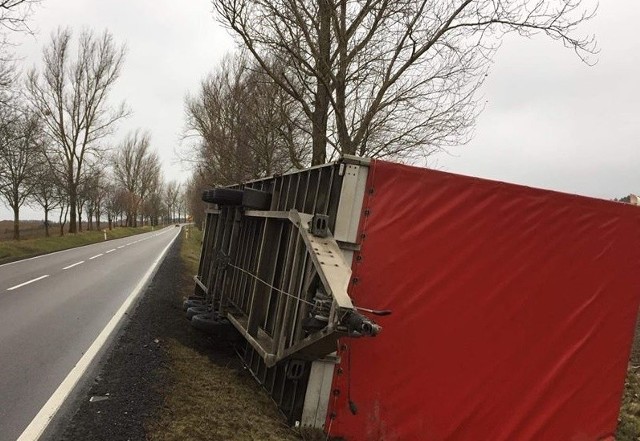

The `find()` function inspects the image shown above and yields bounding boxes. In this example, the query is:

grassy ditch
[146,226,304,441]
[0,225,155,264]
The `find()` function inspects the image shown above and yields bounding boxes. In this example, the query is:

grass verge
[0,225,155,264]
[146,226,304,441]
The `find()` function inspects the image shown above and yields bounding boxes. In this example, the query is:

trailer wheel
[210,188,244,206]
[183,298,205,311]
[201,189,216,203]
[186,306,209,320]
[241,188,272,210]
[191,312,229,332]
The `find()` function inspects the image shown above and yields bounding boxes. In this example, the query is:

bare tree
[177,186,189,223]
[143,183,165,227]
[184,174,206,227]
[112,130,161,227]
[244,65,310,173]
[26,27,128,233]
[56,187,69,236]
[87,167,108,230]
[0,0,39,35]
[184,53,308,186]
[165,180,180,223]
[213,0,596,164]
[30,158,62,237]
[76,172,89,232]
[103,182,126,231]
[138,152,161,226]
[0,106,43,240]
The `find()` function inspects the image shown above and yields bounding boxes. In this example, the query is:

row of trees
[0,97,190,239]
[184,54,310,185]
[211,0,596,165]
[183,0,596,219]
[0,18,188,239]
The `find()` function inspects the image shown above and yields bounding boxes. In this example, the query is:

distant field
[0,225,155,264]
[0,220,51,241]
[0,220,111,241]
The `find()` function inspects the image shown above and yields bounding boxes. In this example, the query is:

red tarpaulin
[328,160,640,441]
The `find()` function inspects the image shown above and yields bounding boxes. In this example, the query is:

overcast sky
[1,0,637,221]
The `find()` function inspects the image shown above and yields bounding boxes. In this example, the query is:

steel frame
[193,156,374,427]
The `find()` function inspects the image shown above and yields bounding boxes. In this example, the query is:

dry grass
[147,225,304,441]
[180,225,203,274]
[0,225,154,264]
[148,341,301,441]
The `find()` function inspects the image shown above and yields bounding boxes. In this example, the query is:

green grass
[0,226,155,264]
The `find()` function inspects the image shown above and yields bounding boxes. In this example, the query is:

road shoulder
[44,229,302,441]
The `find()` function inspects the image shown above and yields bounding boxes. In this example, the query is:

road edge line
[16,228,181,441]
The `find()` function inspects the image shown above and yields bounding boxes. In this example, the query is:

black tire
[210,188,244,206]
[191,312,229,332]
[186,306,209,320]
[201,189,215,203]
[242,188,272,210]
[183,298,205,311]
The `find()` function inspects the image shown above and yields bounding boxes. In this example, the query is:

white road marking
[117,246,125,249]
[17,229,181,441]
[7,275,50,291]
[126,243,132,246]
[89,254,103,260]
[105,249,116,254]
[62,261,84,270]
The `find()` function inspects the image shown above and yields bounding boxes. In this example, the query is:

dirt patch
[48,228,303,441]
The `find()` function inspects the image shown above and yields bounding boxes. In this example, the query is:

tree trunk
[68,182,77,234]
[59,203,68,236]
[311,0,331,165]
[77,205,83,232]
[335,0,353,155]
[44,208,50,237]
[13,206,19,241]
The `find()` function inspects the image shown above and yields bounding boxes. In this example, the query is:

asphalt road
[0,226,182,441]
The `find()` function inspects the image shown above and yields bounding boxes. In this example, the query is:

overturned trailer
[192,156,640,441]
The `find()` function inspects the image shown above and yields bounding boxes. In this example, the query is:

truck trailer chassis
[192,156,640,441]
